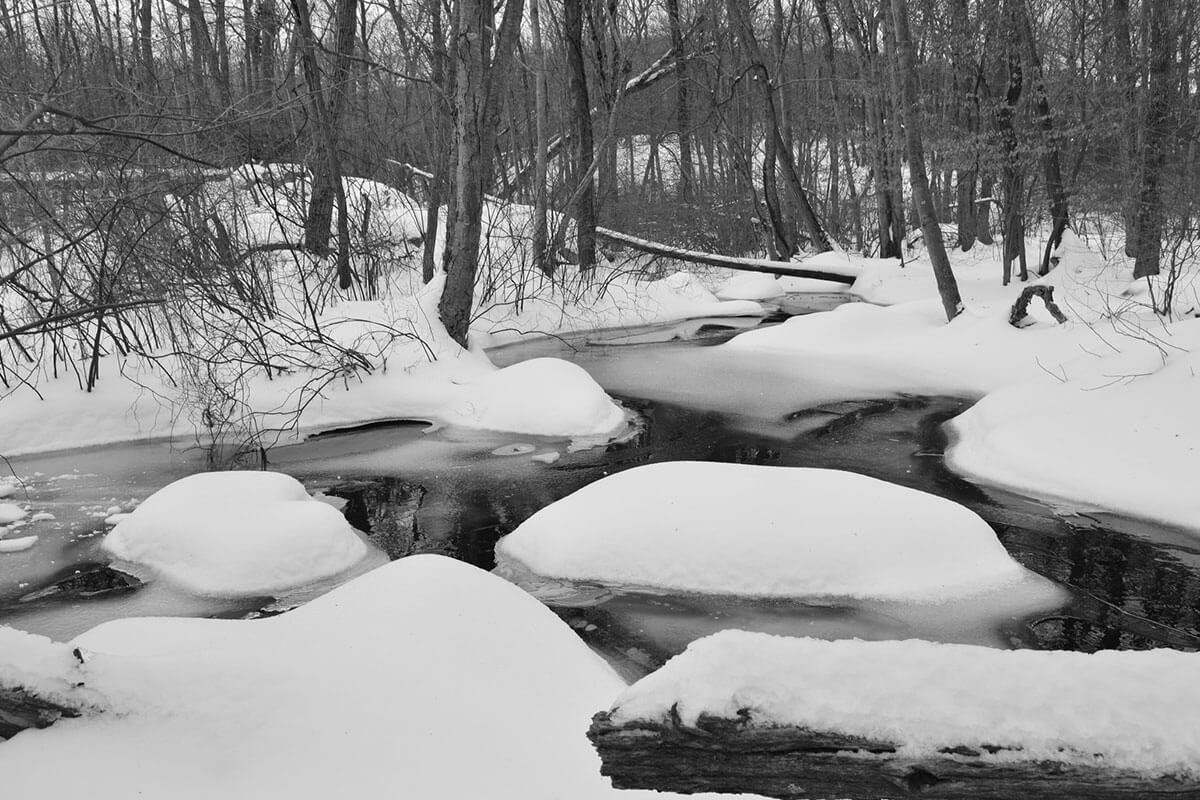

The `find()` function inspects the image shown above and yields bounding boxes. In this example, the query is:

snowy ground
[0,165,765,458]
[0,556,761,800]
[743,231,1200,533]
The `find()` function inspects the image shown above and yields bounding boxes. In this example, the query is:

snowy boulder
[496,462,1030,602]
[0,503,27,525]
[448,357,627,439]
[102,471,367,597]
[714,274,785,302]
[606,631,1200,777]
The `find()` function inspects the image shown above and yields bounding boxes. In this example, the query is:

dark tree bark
[995,0,1027,285]
[437,0,526,346]
[294,0,358,289]
[948,0,978,251]
[564,0,596,271]
[529,0,551,275]
[1131,0,1175,280]
[1015,0,1069,275]
[666,0,694,202]
[890,0,962,321]
[726,0,831,252]
[590,712,1200,800]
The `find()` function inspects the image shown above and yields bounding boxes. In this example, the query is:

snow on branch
[594,227,857,283]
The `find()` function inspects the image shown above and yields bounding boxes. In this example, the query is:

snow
[946,331,1200,529]
[0,626,102,710]
[719,233,1200,533]
[496,461,1033,601]
[0,535,38,553]
[609,630,1200,777]
[444,357,626,438]
[0,168,767,459]
[101,471,368,597]
[715,273,785,301]
[0,502,27,524]
[0,556,753,800]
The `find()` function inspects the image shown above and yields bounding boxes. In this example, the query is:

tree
[1131,0,1176,280]
[890,0,961,322]
[437,0,527,346]
[564,0,598,271]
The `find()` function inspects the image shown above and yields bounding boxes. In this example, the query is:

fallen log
[0,626,103,740]
[588,632,1200,800]
[594,227,858,284]
[589,711,1200,799]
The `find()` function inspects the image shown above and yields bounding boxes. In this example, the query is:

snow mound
[102,471,367,597]
[0,556,709,799]
[0,502,27,524]
[0,479,18,499]
[496,462,1029,601]
[0,535,38,553]
[447,357,627,438]
[610,631,1200,777]
[714,274,784,302]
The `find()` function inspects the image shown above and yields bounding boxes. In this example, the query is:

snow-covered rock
[0,502,27,524]
[609,631,1200,777]
[496,461,1031,601]
[0,535,38,553]
[0,556,717,799]
[447,357,627,438]
[102,471,367,597]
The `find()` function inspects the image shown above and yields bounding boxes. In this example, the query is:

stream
[2,295,1198,680]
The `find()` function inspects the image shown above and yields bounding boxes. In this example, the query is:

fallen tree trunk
[1,627,103,740]
[589,711,1200,799]
[594,228,857,284]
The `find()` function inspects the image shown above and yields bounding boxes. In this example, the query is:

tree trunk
[666,0,694,202]
[1131,0,1174,280]
[529,0,551,275]
[564,0,596,271]
[726,0,831,252]
[890,0,962,321]
[995,1,1027,285]
[589,712,1200,800]
[437,0,526,346]
[1015,0,1069,275]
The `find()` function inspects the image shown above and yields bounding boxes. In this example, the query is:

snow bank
[947,321,1200,530]
[102,471,367,597]
[446,357,627,438]
[0,556,743,799]
[0,627,101,709]
[609,631,1200,777]
[714,274,784,301]
[496,461,1030,601]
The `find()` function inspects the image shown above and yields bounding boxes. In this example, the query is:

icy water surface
[2,298,1198,674]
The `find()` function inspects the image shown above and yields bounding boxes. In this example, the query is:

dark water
[2,303,1198,673]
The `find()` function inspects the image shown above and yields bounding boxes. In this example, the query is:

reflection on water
[311,394,1199,675]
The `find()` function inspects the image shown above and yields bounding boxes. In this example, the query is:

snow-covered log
[0,628,101,740]
[594,228,857,284]
[588,712,1200,799]
[589,632,1200,799]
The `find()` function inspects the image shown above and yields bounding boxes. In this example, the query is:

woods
[1,0,1198,357]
